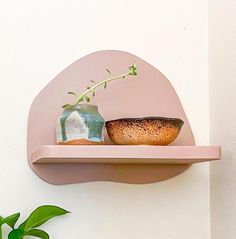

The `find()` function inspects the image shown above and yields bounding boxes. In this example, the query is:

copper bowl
[106,117,184,145]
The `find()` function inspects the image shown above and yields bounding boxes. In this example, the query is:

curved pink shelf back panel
[28,50,196,184]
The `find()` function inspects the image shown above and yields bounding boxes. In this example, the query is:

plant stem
[75,72,130,105]
[0,225,2,239]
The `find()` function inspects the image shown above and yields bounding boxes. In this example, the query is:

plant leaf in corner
[23,229,49,239]
[8,229,24,239]
[19,205,69,231]
[3,213,20,228]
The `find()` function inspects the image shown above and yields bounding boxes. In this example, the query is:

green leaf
[128,62,137,76]
[3,213,20,228]
[67,91,78,96]
[18,220,26,232]
[90,80,96,83]
[23,229,49,239]
[104,82,107,89]
[105,68,111,75]
[84,96,90,102]
[62,104,71,109]
[19,205,69,231]
[92,91,95,97]
[8,229,24,239]
[87,86,91,89]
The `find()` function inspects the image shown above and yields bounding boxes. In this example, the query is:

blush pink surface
[27,50,220,184]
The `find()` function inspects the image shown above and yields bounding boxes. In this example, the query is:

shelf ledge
[32,145,221,164]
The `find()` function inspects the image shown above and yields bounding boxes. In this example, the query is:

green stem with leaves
[63,63,137,109]
[76,72,131,104]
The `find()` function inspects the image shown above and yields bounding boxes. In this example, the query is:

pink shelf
[27,50,221,184]
[32,145,221,164]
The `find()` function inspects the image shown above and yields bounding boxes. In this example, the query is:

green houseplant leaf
[2,213,20,228]
[8,229,24,239]
[0,213,20,239]
[19,205,69,231]
[2,205,69,239]
[23,229,49,239]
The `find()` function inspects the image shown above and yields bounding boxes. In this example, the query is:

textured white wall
[0,1,209,238]
[209,0,236,238]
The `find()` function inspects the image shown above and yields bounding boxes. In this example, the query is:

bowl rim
[106,116,184,127]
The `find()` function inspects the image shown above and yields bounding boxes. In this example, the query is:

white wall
[209,1,236,238]
[0,1,209,238]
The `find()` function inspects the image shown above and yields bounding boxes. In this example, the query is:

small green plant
[0,205,69,239]
[63,62,137,109]
[0,213,20,239]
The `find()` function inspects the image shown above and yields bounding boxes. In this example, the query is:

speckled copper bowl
[106,117,184,145]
